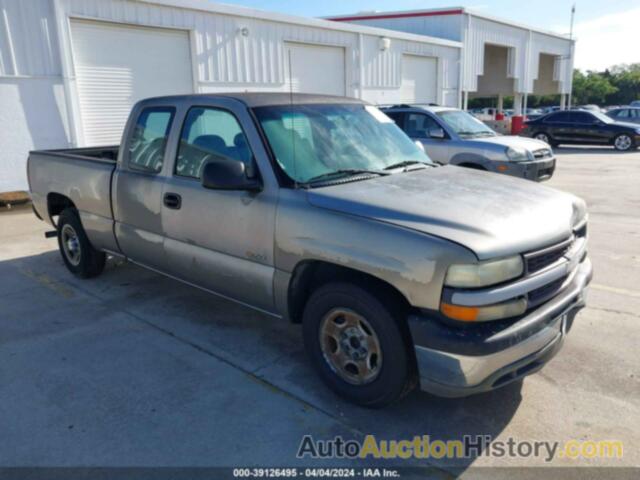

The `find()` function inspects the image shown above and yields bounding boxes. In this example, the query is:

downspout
[523,29,532,115]
[1,8,19,75]
[358,32,364,100]
[459,11,470,109]
[52,0,79,147]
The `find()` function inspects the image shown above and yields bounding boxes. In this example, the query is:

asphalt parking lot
[1,146,639,475]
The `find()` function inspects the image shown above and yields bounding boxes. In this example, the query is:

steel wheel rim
[61,224,81,266]
[615,135,631,150]
[319,308,383,385]
[536,133,549,144]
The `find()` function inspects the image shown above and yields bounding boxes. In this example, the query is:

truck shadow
[3,249,521,473]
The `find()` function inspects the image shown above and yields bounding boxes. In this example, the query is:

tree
[571,64,640,106]
[572,69,617,105]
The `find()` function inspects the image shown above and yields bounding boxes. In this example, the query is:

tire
[57,208,106,278]
[302,282,415,408]
[613,133,635,152]
[533,132,556,147]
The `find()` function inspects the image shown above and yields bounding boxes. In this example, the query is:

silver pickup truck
[28,93,592,408]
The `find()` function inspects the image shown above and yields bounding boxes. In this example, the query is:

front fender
[273,190,476,314]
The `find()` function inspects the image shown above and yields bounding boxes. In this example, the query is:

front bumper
[496,157,556,182]
[408,257,592,397]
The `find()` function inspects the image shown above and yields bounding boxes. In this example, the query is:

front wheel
[302,282,415,408]
[57,208,106,278]
[613,134,635,151]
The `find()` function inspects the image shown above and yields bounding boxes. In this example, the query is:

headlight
[444,255,524,288]
[441,297,527,322]
[505,147,531,162]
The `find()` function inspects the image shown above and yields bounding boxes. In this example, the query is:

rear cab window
[128,107,175,173]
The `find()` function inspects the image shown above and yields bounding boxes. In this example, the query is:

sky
[211,0,640,71]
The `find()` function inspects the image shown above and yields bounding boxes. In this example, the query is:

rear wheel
[57,208,106,278]
[302,282,415,408]
[613,134,635,151]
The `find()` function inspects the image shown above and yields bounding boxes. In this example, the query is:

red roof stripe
[328,9,464,22]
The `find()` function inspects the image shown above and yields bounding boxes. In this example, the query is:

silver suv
[383,105,556,181]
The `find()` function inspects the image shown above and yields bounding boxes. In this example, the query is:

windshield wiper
[384,160,429,171]
[302,169,389,186]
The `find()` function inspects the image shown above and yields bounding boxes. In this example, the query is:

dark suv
[522,110,640,151]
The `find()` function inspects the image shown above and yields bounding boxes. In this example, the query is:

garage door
[71,20,193,146]
[284,43,346,96]
[400,55,437,104]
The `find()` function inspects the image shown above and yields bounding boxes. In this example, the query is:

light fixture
[238,27,249,37]
[379,37,391,51]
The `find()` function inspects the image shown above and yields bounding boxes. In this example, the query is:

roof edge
[134,0,462,48]
[325,6,574,42]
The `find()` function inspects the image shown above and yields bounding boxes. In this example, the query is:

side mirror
[429,128,446,139]
[201,158,261,191]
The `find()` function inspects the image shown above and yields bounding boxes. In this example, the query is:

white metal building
[327,8,575,114]
[0,0,461,193]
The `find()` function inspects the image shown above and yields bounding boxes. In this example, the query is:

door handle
[163,192,182,210]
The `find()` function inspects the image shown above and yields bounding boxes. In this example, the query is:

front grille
[533,148,552,159]
[528,275,568,307]
[525,239,572,274]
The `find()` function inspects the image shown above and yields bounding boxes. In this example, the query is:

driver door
[161,101,277,313]
[404,112,451,164]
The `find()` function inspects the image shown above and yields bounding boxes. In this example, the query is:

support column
[497,94,504,113]
[523,93,528,116]
[513,93,523,116]
[560,94,567,110]
[463,91,469,111]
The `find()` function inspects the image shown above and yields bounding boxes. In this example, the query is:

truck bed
[27,145,120,253]
[30,146,120,163]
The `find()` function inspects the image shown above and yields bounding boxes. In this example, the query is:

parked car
[28,93,592,407]
[522,110,640,151]
[630,100,640,108]
[383,105,556,181]
[575,104,602,113]
[606,107,640,124]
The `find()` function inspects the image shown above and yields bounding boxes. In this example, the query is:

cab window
[176,107,253,179]
[128,107,175,173]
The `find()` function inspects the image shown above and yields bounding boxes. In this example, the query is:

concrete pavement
[1,146,638,475]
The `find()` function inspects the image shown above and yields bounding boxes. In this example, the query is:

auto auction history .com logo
[297,435,623,462]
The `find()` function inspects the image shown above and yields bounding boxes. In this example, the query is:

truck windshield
[253,104,432,185]
[437,110,497,138]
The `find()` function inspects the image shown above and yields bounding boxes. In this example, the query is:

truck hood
[306,166,585,260]
[470,135,550,151]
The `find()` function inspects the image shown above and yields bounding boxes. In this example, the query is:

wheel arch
[47,192,77,226]
[286,260,413,325]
